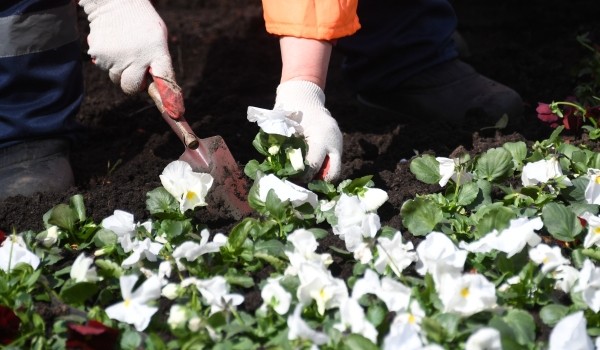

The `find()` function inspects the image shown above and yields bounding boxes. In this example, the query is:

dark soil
[1,0,599,237]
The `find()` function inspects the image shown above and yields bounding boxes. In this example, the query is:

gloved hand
[79,0,184,119]
[275,80,343,182]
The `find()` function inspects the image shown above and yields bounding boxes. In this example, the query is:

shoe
[0,138,74,199]
[357,59,523,130]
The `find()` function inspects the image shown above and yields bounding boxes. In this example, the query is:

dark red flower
[0,229,6,245]
[560,100,583,131]
[0,305,20,345]
[536,102,560,128]
[66,320,119,350]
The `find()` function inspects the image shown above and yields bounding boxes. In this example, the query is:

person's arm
[279,36,332,90]
[273,36,342,181]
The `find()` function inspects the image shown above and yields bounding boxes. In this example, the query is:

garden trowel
[148,75,251,220]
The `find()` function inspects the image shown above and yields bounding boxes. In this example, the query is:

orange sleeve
[262,0,360,41]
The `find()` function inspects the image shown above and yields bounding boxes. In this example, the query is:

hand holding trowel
[147,73,251,220]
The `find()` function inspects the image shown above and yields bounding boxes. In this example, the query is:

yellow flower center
[595,176,600,184]
[594,227,600,235]
[124,298,131,308]
[186,191,197,200]
[543,257,549,264]
[408,314,416,324]
[461,287,470,298]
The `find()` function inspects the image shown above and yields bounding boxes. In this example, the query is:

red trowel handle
[147,76,199,150]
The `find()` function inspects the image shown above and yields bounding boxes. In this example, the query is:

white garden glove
[79,0,184,118]
[275,80,343,182]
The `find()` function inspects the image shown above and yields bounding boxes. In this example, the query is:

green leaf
[542,202,583,242]
[244,159,261,180]
[341,175,374,195]
[227,218,254,252]
[93,228,118,248]
[70,194,87,222]
[342,334,378,350]
[456,181,479,206]
[265,189,286,219]
[254,239,286,258]
[562,176,589,202]
[366,304,386,327]
[503,309,536,345]
[95,259,123,278]
[503,141,528,169]
[473,205,515,238]
[308,180,337,197]
[120,329,142,350]
[421,317,448,344]
[410,155,441,185]
[60,281,98,305]
[475,147,513,182]
[432,313,461,341]
[146,187,178,214]
[47,203,78,232]
[400,197,443,236]
[539,304,569,326]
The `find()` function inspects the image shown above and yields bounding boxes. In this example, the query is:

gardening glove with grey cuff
[79,0,184,118]
[275,80,343,182]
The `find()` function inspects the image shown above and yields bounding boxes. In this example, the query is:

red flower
[560,99,583,131]
[536,102,560,128]
[0,229,6,245]
[66,320,119,350]
[0,305,20,345]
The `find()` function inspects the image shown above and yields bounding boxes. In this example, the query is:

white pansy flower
[574,259,600,312]
[416,232,467,285]
[194,276,244,315]
[352,269,411,313]
[0,234,40,272]
[287,304,329,345]
[162,283,180,300]
[172,230,227,263]
[585,169,600,205]
[333,297,378,343]
[159,160,214,212]
[552,265,579,293]
[374,231,417,277]
[285,229,332,276]
[528,243,569,274]
[121,237,164,268]
[581,212,600,248]
[549,311,594,350]
[257,174,318,208]
[38,225,60,247]
[297,262,348,315]
[465,327,502,350]
[438,273,497,317]
[167,304,190,330]
[383,321,424,350]
[332,193,381,261]
[521,157,571,187]
[247,106,302,137]
[188,316,202,332]
[286,147,305,171]
[70,253,98,283]
[268,144,280,155]
[261,278,292,315]
[460,217,543,258]
[105,275,161,331]
[359,187,388,212]
[101,210,136,236]
[487,216,543,257]
[437,157,472,187]
[391,300,426,332]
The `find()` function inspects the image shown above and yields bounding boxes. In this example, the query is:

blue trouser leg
[336,0,458,93]
[0,0,83,149]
